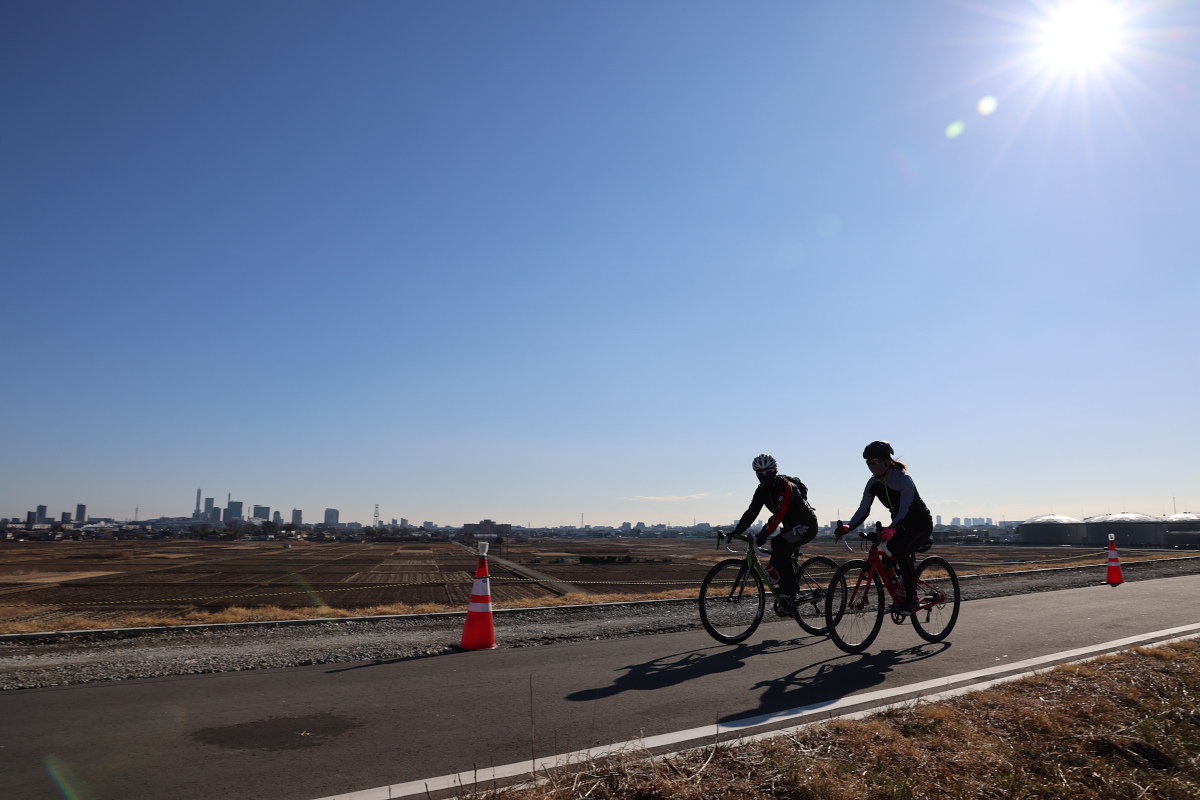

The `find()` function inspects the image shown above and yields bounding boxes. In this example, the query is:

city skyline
[5,485,1192,531]
[3,2,1197,529]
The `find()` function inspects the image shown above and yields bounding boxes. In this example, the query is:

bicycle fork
[726,563,751,602]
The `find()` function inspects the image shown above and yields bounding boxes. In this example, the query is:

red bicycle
[824,521,960,654]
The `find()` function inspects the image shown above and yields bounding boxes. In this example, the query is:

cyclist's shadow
[728,642,949,724]
[564,636,823,702]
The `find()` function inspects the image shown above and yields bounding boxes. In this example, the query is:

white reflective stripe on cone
[468,602,493,613]
[472,578,489,595]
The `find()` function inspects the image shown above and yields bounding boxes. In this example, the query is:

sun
[1038,1,1125,72]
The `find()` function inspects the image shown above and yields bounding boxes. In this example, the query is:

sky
[2,1,1198,528]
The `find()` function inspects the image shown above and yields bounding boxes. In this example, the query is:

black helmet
[862,440,894,460]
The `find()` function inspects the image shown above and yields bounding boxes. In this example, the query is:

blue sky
[3,1,1198,527]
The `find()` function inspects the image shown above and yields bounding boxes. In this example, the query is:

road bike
[824,521,961,654]
[699,530,842,644]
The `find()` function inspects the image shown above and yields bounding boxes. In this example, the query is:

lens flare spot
[45,754,89,800]
[977,96,998,115]
[891,147,922,183]
[945,121,965,139]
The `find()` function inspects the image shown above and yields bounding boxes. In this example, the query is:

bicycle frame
[715,531,797,603]
[843,532,946,614]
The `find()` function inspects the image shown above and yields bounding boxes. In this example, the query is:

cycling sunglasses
[755,468,777,479]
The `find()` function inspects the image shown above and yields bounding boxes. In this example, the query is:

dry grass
[0,590,699,634]
[0,570,120,584]
[478,640,1200,800]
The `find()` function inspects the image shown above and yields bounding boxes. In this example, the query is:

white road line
[312,621,1200,800]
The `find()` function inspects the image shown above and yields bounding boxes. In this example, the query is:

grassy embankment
[489,640,1200,800]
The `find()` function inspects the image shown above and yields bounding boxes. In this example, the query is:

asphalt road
[3,575,1199,800]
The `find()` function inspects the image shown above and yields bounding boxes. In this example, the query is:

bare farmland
[1,536,1195,633]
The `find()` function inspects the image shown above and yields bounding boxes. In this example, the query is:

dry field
[0,540,558,633]
[0,537,1186,633]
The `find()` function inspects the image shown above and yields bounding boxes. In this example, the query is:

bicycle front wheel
[793,555,839,636]
[911,556,960,643]
[825,559,885,654]
[699,558,765,644]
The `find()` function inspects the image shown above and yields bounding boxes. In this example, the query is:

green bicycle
[699,530,843,644]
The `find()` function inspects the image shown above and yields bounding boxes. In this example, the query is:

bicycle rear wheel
[793,555,839,636]
[911,556,960,643]
[699,558,765,644]
[825,559,885,654]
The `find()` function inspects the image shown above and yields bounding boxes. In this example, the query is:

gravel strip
[3,557,1198,691]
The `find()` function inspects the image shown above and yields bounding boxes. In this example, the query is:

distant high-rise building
[422,521,434,530]
[936,515,942,526]
[194,488,201,519]
[621,522,631,532]
[61,511,72,523]
[36,505,47,524]
[462,520,512,537]
[291,509,303,526]
[204,498,214,515]
[951,517,961,527]
[223,501,244,523]
[253,505,270,520]
[76,504,86,522]
[272,510,282,524]
[26,511,36,527]
[400,518,408,527]
[324,509,339,526]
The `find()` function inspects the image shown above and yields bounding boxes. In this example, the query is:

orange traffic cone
[1106,534,1124,587]
[460,542,497,650]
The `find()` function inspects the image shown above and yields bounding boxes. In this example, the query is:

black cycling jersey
[732,474,819,543]
[732,473,818,598]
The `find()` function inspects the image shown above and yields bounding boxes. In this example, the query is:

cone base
[460,611,496,650]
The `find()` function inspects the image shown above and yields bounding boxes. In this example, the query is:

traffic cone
[1106,534,1124,587]
[460,542,497,650]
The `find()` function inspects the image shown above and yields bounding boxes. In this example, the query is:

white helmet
[751,454,777,472]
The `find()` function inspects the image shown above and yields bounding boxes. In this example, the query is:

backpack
[779,475,814,510]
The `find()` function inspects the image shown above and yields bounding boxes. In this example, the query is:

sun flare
[1039,1,1124,71]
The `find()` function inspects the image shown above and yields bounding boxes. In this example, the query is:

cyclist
[729,454,819,610]
[835,441,933,615]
